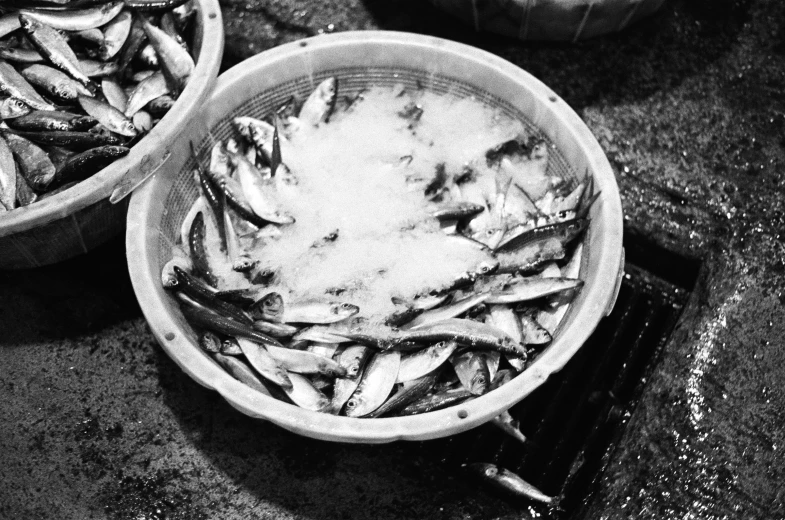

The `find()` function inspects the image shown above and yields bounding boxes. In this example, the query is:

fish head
[232,257,256,272]
[255,291,283,321]
[17,14,41,31]
[199,332,221,353]
[55,84,79,100]
[476,259,500,277]
[121,120,139,137]
[1,98,30,118]
[331,302,360,319]
[343,393,366,417]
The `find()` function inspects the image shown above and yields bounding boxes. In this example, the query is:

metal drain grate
[418,233,696,518]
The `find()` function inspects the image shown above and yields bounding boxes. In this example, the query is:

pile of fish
[0,0,197,212]
[162,77,598,424]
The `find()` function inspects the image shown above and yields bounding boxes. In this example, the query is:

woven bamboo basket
[429,0,666,41]
[0,0,224,269]
[126,31,624,443]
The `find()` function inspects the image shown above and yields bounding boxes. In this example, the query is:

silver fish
[282,300,360,325]
[99,10,131,61]
[519,313,551,345]
[490,410,527,444]
[214,352,273,397]
[78,95,137,136]
[330,360,365,414]
[401,293,490,330]
[19,14,96,91]
[450,350,490,395]
[220,338,243,356]
[0,47,44,64]
[2,131,55,190]
[466,463,555,504]
[101,78,127,112]
[485,277,583,304]
[142,18,194,95]
[344,350,401,417]
[0,59,56,110]
[265,344,347,377]
[79,59,119,78]
[21,63,92,100]
[160,247,192,289]
[299,77,338,126]
[396,340,457,383]
[125,71,169,117]
[283,372,331,412]
[231,152,294,225]
[397,318,526,356]
[236,338,292,390]
[22,2,124,31]
[369,372,439,418]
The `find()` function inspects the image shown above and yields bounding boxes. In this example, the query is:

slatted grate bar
[418,237,695,518]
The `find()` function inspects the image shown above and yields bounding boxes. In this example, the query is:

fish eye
[346,399,357,409]
[341,303,353,309]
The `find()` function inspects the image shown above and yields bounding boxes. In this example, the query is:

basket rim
[127,30,624,443]
[0,0,224,238]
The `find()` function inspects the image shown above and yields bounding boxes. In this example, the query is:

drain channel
[418,234,696,518]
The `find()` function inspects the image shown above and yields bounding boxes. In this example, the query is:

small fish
[249,292,284,322]
[466,463,555,504]
[213,352,273,397]
[265,345,347,377]
[19,14,97,92]
[0,134,17,210]
[490,410,527,444]
[299,77,338,126]
[401,293,490,330]
[50,145,128,187]
[8,129,121,150]
[125,0,193,13]
[519,314,551,345]
[344,350,401,417]
[100,10,132,60]
[391,293,450,311]
[236,338,292,389]
[187,211,218,287]
[368,372,439,418]
[396,318,526,357]
[223,205,255,271]
[0,97,31,119]
[399,387,473,415]
[79,59,119,78]
[1,131,55,190]
[330,361,365,414]
[125,70,169,117]
[101,78,127,112]
[282,300,360,325]
[21,63,91,100]
[495,218,588,254]
[231,152,295,225]
[485,277,583,304]
[450,350,490,395]
[282,372,331,411]
[141,17,193,95]
[0,47,44,64]
[7,110,97,132]
[180,300,283,350]
[0,59,56,110]
[396,340,457,383]
[21,2,124,31]
[169,266,252,325]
